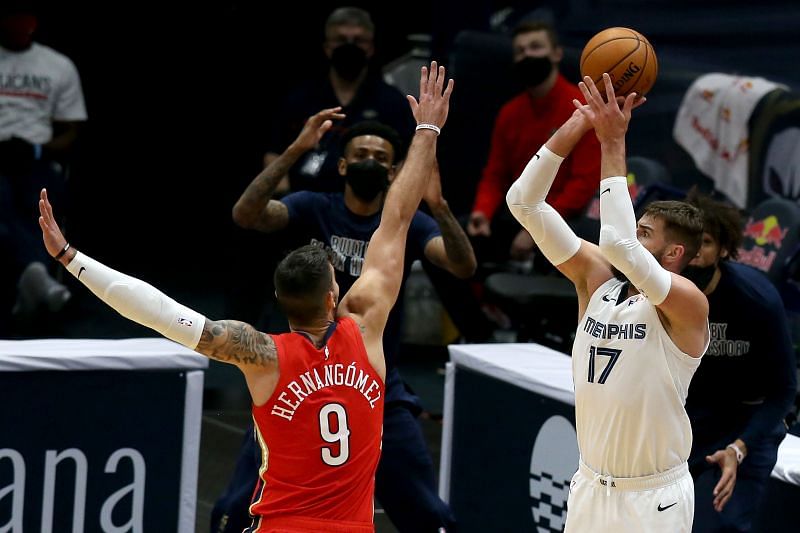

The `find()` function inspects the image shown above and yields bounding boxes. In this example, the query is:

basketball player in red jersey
[37,62,453,533]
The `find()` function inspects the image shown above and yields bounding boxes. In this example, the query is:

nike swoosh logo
[601,187,611,195]
[534,153,541,161]
[78,267,86,279]
[657,502,678,512]
[601,294,613,302]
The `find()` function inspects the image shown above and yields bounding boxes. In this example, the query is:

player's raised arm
[38,189,278,380]
[505,106,618,314]
[339,62,453,357]
[576,74,708,356]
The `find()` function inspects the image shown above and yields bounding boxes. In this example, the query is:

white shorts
[564,460,694,533]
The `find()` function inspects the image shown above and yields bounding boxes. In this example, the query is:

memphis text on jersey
[270,362,381,421]
[583,316,647,340]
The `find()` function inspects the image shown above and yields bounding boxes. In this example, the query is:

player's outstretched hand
[573,73,643,144]
[38,188,68,259]
[406,61,454,131]
[705,448,738,512]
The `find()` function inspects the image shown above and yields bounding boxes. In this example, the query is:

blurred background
[12,0,799,290]
[5,0,800,531]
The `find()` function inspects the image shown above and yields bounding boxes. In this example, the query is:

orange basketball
[579,27,658,98]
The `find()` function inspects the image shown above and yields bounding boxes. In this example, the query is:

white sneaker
[12,261,71,317]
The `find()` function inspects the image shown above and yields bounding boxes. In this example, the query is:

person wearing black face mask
[262,7,414,195]
[431,21,602,356]
[468,20,600,266]
[343,158,389,201]
[512,54,554,89]
[330,41,369,82]
[683,191,796,532]
[224,112,473,533]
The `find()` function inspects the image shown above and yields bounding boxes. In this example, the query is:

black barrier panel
[450,366,578,533]
[0,370,186,532]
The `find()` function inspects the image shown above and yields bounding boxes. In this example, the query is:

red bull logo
[737,246,776,273]
[625,173,641,201]
[742,215,788,248]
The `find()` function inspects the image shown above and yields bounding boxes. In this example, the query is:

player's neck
[626,283,640,299]
[290,319,335,347]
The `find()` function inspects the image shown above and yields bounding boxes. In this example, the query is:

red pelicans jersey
[248,316,384,533]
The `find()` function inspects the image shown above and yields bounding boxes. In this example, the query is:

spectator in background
[684,191,796,532]
[38,61,452,532]
[216,111,471,532]
[264,6,415,194]
[226,7,414,346]
[0,2,86,323]
[467,20,599,263]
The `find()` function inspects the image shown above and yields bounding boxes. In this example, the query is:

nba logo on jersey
[529,416,579,533]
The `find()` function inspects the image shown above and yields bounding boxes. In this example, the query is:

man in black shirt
[263,7,415,194]
[684,192,797,532]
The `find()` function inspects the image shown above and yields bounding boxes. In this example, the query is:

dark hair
[642,200,704,268]
[273,245,333,324]
[684,188,743,260]
[512,20,559,48]
[340,121,404,162]
[325,6,374,36]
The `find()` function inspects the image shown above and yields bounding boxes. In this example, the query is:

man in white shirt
[0,3,87,326]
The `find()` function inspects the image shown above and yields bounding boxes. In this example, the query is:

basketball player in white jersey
[506,73,709,532]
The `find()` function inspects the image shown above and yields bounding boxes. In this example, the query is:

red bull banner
[738,215,789,272]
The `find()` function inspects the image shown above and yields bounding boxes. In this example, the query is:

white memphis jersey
[572,278,705,479]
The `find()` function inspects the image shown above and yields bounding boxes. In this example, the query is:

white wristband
[415,123,441,135]
[727,443,744,464]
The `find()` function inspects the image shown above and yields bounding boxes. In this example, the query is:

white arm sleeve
[505,146,581,266]
[598,176,671,305]
[66,251,205,349]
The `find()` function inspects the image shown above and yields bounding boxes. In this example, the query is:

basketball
[579,27,658,98]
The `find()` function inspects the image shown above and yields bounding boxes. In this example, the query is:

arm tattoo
[431,203,477,276]
[247,156,293,200]
[234,148,302,230]
[197,319,278,368]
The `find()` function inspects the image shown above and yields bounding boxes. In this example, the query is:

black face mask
[331,43,368,81]
[682,264,717,292]
[513,55,553,88]
[345,159,389,201]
